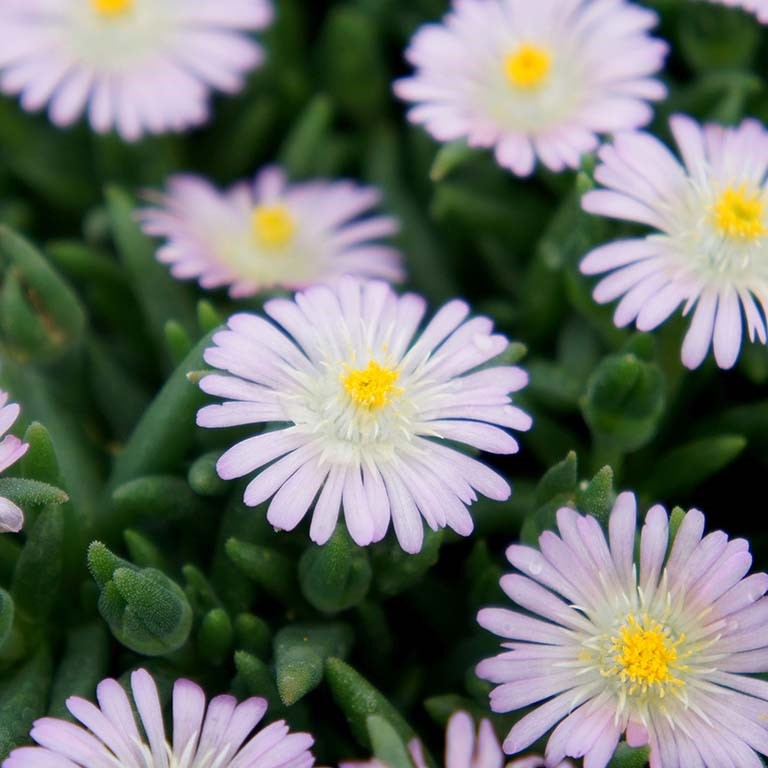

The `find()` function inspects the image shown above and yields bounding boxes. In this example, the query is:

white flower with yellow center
[138,168,403,297]
[394,0,668,176]
[196,279,531,554]
[582,115,768,370]
[0,0,272,141]
[477,494,768,768]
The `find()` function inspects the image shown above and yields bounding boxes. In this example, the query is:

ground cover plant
[0,1,768,766]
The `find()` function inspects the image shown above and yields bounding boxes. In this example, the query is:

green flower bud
[88,541,192,656]
[583,353,665,453]
[299,528,372,614]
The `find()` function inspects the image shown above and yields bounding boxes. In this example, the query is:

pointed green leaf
[275,623,353,706]
[48,623,109,719]
[0,645,52,759]
[325,657,416,749]
[367,715,414,768]
[299,528,372,614]
[0,478,68,507]
[198,608,233,666]
[12,505,65,622]
[645,435,746,498]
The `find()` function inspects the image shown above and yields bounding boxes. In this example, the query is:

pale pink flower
[477,493,768,768]
[582,115,768,370]
[196,279,531,554]
[710,0,768,22]
[394,0,668,176]
[0,390,29,534]
[0,0,272,141]
[4,668,315,768]
[138,167,403,298]
[341,712,573,768]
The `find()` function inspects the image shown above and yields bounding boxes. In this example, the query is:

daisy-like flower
[4,668,315,768]
[0,0,272,141]
[477,493,768,768]
[196,279,531,554]
[581,115,768,370]
[394,0,668,177]
[340,711,573,768]
[709,0,768,22]
[0,391,29,534]
[137,168,403,298]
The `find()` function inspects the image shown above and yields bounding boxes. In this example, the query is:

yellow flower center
[251,204,296,249]
[503,44,552,90]
[713,186,766,240]
[607,614,686,697]
[342,361,401,411]
[90,0,135,18]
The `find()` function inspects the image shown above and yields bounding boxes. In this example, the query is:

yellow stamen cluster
[251,204,296,249]
[607,614,687,697]
[503,44,552,90]
[90,0,134,18]
[342,361,401,411]
[713,186,767,241]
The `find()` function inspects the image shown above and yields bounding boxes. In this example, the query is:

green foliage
[0,4,764,766]
[275,623,353,705]
[299,528,372,613]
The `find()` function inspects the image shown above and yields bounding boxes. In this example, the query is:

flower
[476,493,768,768]
[581,115,768,370]
[0,391,29,534]
[709,0,768,22]
[137,168,403,297]
[341,711,573,768]
[4,668,315,768]
[196,279,531,554]
[0,0,272,141]
[394,0,668,177]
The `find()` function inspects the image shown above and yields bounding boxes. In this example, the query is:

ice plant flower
[581,115,768,370]
[0,0,273,141]
[394,0,668,176]
[340,711,573,768]
[196,279,531,554]
[709,0,768,22]
[3,668,315,768]
[0,391,28,534]
[138,168,403,297]
[477,493,768,768]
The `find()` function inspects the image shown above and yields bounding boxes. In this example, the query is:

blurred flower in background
[582,115,768,370]
[4,668,316,768]
[138,166,403,297]
[394,0,668,176]
[0,0,273,141]
[478,494,768,768]
[710,0,768,22]
[197,279,531,553]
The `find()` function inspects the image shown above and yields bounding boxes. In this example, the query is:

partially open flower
[341,711,573,768]
[4,668,315,768]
